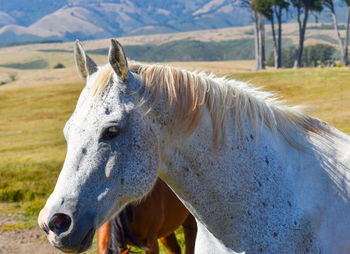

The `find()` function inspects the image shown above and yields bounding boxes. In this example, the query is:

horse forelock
[89,64,114,98]
[89,62,330,149]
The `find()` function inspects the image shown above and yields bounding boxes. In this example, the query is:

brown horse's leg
[97,221,110,254]
[182,215,197,254]
[159,233,181,254]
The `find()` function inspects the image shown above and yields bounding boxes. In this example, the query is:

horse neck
[156,106,334,251]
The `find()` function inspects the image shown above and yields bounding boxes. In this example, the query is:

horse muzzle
[38,206,96,253]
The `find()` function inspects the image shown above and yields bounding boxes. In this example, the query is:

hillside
[0,22,342,83]
[0,0,346,45]
[0,0,251,45]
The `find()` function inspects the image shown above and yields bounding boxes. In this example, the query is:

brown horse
[97,178,197,254]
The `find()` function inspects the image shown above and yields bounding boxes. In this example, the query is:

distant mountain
[0,0,346,45]
[0,0,253,45]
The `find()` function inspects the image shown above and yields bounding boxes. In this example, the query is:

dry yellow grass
[230,67,350,134]
[0,66,80,89]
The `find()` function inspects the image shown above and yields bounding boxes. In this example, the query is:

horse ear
[74,40,97,81]
[109,39,129,82]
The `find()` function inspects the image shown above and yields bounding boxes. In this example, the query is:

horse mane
[90,62,329,148]
[107,204,143,254]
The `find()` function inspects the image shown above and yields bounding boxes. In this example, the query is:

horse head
[38,39,160,253]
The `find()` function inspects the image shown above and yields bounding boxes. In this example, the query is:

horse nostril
[48,213,72,235]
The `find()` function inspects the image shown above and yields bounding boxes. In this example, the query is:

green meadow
[0,66,350,253]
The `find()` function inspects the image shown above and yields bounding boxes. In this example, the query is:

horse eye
[102,126,121,140]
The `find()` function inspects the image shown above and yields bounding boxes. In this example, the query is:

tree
[258,11,266,69]
[239,0,264,70]
[322,0,350,66]
[249,0,267,69]
[254,0,289,69]
[303,44,335,66]
[267,46,297,67]
[274,0,290,68]
[253,9,261,69]
[291,0,323,68]
[267,44,335,67]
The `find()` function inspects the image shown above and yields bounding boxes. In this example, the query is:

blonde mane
[90,62,328,148]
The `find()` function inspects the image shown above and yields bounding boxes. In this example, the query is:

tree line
[240,0,350,69]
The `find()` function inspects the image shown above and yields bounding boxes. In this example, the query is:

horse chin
[49,227,95,253]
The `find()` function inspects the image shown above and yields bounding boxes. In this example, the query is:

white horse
[38,39,350,253]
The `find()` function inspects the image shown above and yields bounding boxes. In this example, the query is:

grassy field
[0,65,350,253]
[230,67,350,134]
[0,83,82,218]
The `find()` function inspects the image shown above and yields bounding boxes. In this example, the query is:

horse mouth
[50,227,95,253]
